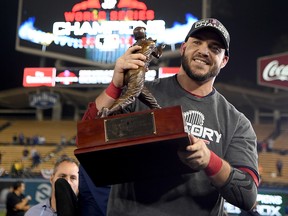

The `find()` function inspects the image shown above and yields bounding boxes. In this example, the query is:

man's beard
[181,53,220,82]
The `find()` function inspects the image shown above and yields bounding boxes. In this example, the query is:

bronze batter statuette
[99,26,165,117]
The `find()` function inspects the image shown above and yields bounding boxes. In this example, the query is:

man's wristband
[204,151,223,176]
[105,82,122,99]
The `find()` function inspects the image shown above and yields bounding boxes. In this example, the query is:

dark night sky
[1,0,288,91]
[211,0,288,87]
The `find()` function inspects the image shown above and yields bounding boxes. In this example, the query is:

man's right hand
[112,45,146,88]
[95,45,146,111]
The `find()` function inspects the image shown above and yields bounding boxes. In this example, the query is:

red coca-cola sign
[257,52,288,90]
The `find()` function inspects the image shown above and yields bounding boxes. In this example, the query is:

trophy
[75,27,190,186]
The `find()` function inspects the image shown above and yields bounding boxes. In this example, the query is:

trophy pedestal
[75,105,191,186]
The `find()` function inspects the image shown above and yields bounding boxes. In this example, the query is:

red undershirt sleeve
[76,102,98,147]
[81,102,98,121]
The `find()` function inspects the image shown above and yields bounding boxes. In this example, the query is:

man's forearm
[95,90,115,111]
[15,198,30,210]
[95,82,122,111]
[218,167,258,211]
[208,159,231,187]
[205,154,257,210]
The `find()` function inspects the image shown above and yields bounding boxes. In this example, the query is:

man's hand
[95,45,146,111]
[26,195,32,201]
[113,45,146,88]
[178,134,211,170]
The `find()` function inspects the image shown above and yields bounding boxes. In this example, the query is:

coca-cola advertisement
[257,52,288,90]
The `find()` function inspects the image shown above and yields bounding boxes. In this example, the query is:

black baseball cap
[184,18,230,56]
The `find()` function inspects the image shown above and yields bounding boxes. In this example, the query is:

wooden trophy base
[75,105,191,186]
